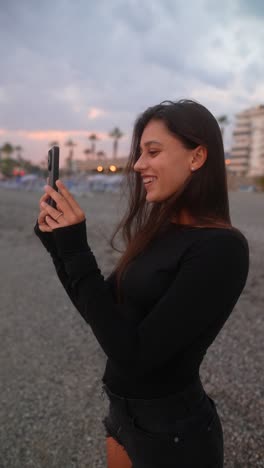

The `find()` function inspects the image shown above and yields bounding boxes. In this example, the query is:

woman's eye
[138,150,159,157]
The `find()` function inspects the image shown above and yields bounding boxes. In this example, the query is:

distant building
[230,105,264,177]
[71,156,129,174]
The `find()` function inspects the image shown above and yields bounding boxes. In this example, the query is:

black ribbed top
[34,220,249,398]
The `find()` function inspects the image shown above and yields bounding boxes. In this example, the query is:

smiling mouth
[143,179,157,187]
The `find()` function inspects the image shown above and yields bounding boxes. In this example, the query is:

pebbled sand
[0,187,263,468]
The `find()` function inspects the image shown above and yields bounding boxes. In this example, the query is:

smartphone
[47,146,59,208]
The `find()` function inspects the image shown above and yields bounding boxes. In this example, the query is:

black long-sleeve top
[34,219,249,398]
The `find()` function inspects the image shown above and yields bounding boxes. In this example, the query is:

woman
[34,99,249,467]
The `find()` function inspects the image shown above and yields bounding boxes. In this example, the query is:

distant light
[225,159,231,165]
[97,165,104,172]
[109,165,117,172]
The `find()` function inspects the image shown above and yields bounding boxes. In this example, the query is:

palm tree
[97,150,106,160]
[109,127,123,162]
[65,139,77,174]
[1,142,14,159]
[217,115,229,139]
[88,133,99,156]
[15,145,23,162]
[84,148,98,162]
[84,148,93,160]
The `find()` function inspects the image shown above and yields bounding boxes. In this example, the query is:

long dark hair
[109,99,239,303]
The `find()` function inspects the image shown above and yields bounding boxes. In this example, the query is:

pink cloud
[87,107,107,119]
[15,129,110,141]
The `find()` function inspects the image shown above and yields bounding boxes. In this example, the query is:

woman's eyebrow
[140,140,162,148]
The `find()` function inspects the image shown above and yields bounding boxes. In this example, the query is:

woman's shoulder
[202,225,249,250]
[169,222,248,245]
[186,226,249,265]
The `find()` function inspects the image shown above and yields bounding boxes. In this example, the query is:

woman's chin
[146,192,162,203]
[145,191,155,202]
[146,189,172,203]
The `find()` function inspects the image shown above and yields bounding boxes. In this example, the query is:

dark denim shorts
[101,379,224,468]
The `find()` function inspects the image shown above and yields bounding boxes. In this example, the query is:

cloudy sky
[1,0,264,165]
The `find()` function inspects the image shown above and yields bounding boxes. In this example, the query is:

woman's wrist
[34,219,57,255]
[53,219,89,258]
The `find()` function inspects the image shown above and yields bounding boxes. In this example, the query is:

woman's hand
[37,179,86,232]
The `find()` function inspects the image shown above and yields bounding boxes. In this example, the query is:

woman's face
[133,119,202,203]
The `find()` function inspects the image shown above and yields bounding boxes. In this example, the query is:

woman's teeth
[143,177,157,185]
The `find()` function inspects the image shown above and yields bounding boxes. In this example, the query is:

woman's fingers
[43,181,85,225]
[38,223,53,232]
[43,184,72,214]
[37,179,85,230]
[39,192,50,209]
[40,200,66,223]
[55,180,85,217]
[38,208,51,226]
[38,209,53,232]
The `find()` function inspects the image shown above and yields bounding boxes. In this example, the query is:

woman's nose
[134,155,146,172]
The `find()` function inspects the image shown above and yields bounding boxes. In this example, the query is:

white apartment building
[230,105,264,177]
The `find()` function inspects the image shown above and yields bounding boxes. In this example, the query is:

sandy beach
[0,186,263,468]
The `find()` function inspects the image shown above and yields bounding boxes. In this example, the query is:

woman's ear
[191,145,207,171]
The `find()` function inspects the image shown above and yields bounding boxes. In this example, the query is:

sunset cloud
[1,0,264,162]
[87,107,107,120]
[18,130,110,142]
